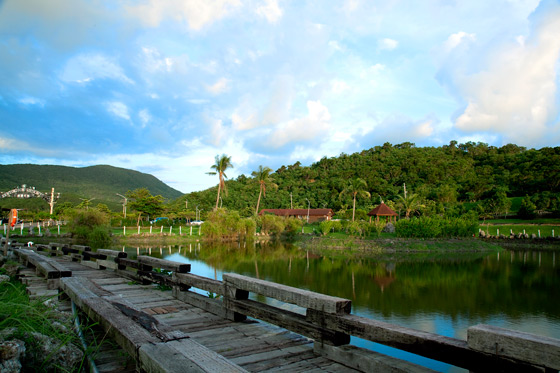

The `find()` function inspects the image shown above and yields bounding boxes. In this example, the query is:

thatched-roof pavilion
[367,202,397,223]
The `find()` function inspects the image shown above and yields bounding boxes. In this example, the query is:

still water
[122,242,560,372]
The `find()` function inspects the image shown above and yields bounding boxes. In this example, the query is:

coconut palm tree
[207,154,233,210]
[397,192,424,218]
[339,178,370,222]
[251,165,278,214]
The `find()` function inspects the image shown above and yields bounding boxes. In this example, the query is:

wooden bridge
[2,239,559,373]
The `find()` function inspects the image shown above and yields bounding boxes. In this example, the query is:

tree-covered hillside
[0,164,182,212]
[174,142,560,218]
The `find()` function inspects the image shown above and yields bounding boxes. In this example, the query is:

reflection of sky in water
[160,250,558,373]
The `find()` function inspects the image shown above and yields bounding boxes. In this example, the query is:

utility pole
[185,199,188,209]
[50,188,55,215]
[116,193,127,218]
[290,193,293,209]
[403,183,407,199]
[306,198,310,223]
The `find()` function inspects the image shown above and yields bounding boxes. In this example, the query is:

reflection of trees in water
[119,243,560,320]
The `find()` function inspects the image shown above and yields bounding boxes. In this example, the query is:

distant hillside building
[367,203,397,223]
[259,208,333,223]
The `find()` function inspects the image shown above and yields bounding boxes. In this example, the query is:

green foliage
[258,214,286,236]
[395,216,478,238]
[68,209,112,248]
[319,220,333,236]
[518,195,537,219]
[127,188,164,222]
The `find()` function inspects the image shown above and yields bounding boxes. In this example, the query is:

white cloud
[60,53,133,84]
[378,38,398,51]
[454,7,560,145]
[444,31,476,51]
[126,0,242,31]
[106,101,131,121]
[0,137,27,152]
[256,0,283,24]
[18,96,45,107]
[139,109,151,127]
[266,100,331,148]
[206,77,230,94]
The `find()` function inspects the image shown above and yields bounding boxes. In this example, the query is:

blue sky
[1,0,559,193]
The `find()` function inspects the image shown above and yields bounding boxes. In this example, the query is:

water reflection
[119,241,560,372]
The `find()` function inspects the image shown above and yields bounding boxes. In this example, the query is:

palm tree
[339,178,370,221]
[207,154,233,210]
[397,192,424,218]
[251,165,278,214]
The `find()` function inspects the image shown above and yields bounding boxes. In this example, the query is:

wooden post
[123,226,126,236]
[190,226,192,235]
[138,225,140,235]
[169,226,172,235]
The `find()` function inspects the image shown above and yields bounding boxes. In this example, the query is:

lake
[120,241,560,372]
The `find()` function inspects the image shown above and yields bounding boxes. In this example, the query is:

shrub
[67,209,112,248]
[395,216,478,238]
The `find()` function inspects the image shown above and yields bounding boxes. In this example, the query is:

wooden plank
[96,259,119,270]
[305,312,541,373]
[173,289,225,317]
[138,256,191,273]
[228,298,350,346]
[139,339,248,373]
[231,344,311,366]
[174,273,224,295]
[48,261,72,277]
[468,324,560,371]
[223,273,351,314]
[96,249,127,258]
[314,343,437,373]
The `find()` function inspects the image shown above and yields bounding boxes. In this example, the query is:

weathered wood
[48,261,72,277]
[96,259,119,270]
[305,311,541,372]
[71,244,91,252]
[138,255,191,273]
[223,273,351,314]
[173,289,225,318]
[117,258,152,271]
[228,298,350,346]
[96,249,127,258]
[173,272,224,295]
[468,324,560,371]
[139,339,248,373]
[314,343,437,373]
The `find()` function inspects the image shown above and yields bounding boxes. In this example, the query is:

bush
[395,216,478,238]
[68,209,112,248]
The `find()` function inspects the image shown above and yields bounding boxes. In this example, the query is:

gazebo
[367,202,397,223]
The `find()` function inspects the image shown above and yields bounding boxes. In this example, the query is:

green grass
[480,224,560,237]
[111,225,202,236]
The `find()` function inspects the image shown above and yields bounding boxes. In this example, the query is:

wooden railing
[9,241,560,373]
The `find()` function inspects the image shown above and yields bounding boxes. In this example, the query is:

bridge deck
[53,256,360,372]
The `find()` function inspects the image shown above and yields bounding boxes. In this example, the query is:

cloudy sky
[1,0,559,193]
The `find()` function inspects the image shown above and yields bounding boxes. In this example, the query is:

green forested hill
[0,164,183,211]
[174,142,560,217]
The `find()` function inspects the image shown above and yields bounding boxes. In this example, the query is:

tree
[518,195,537,219]
[339,178,370,222]
[207,154,233,210]
[397,193,424,219]
[251,165,278,214]
[126,188,164,225]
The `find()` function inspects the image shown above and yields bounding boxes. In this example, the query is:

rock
[0,275,10,284]
[531,233,537,239]
[382,223,395,233]
[24,332,83,372]
[479,230,486,238]
[0,339,25,373]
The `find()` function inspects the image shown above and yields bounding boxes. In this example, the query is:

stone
[382,223,395,233]
[24,332,83,372]
[0,339,25,373]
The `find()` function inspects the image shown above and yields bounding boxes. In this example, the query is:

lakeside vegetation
[1,142,559,248]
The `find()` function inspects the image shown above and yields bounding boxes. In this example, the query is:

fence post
[190,226,192,236]
[170,226,172,235]
[123,226,126,236]
[138,225,140,235]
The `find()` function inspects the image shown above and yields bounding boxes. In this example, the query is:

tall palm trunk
[215,174,222,210]
[255,186,263,215]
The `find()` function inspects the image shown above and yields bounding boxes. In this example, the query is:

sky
[1,0,560,194]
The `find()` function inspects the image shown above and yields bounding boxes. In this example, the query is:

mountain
[0,164,183,211]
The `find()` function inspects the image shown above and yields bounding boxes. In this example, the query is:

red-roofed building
[259,208,333,223]
[367,203,397,223]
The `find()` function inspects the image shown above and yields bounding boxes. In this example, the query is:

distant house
[259,209,333,223]
[367,203,397,223]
